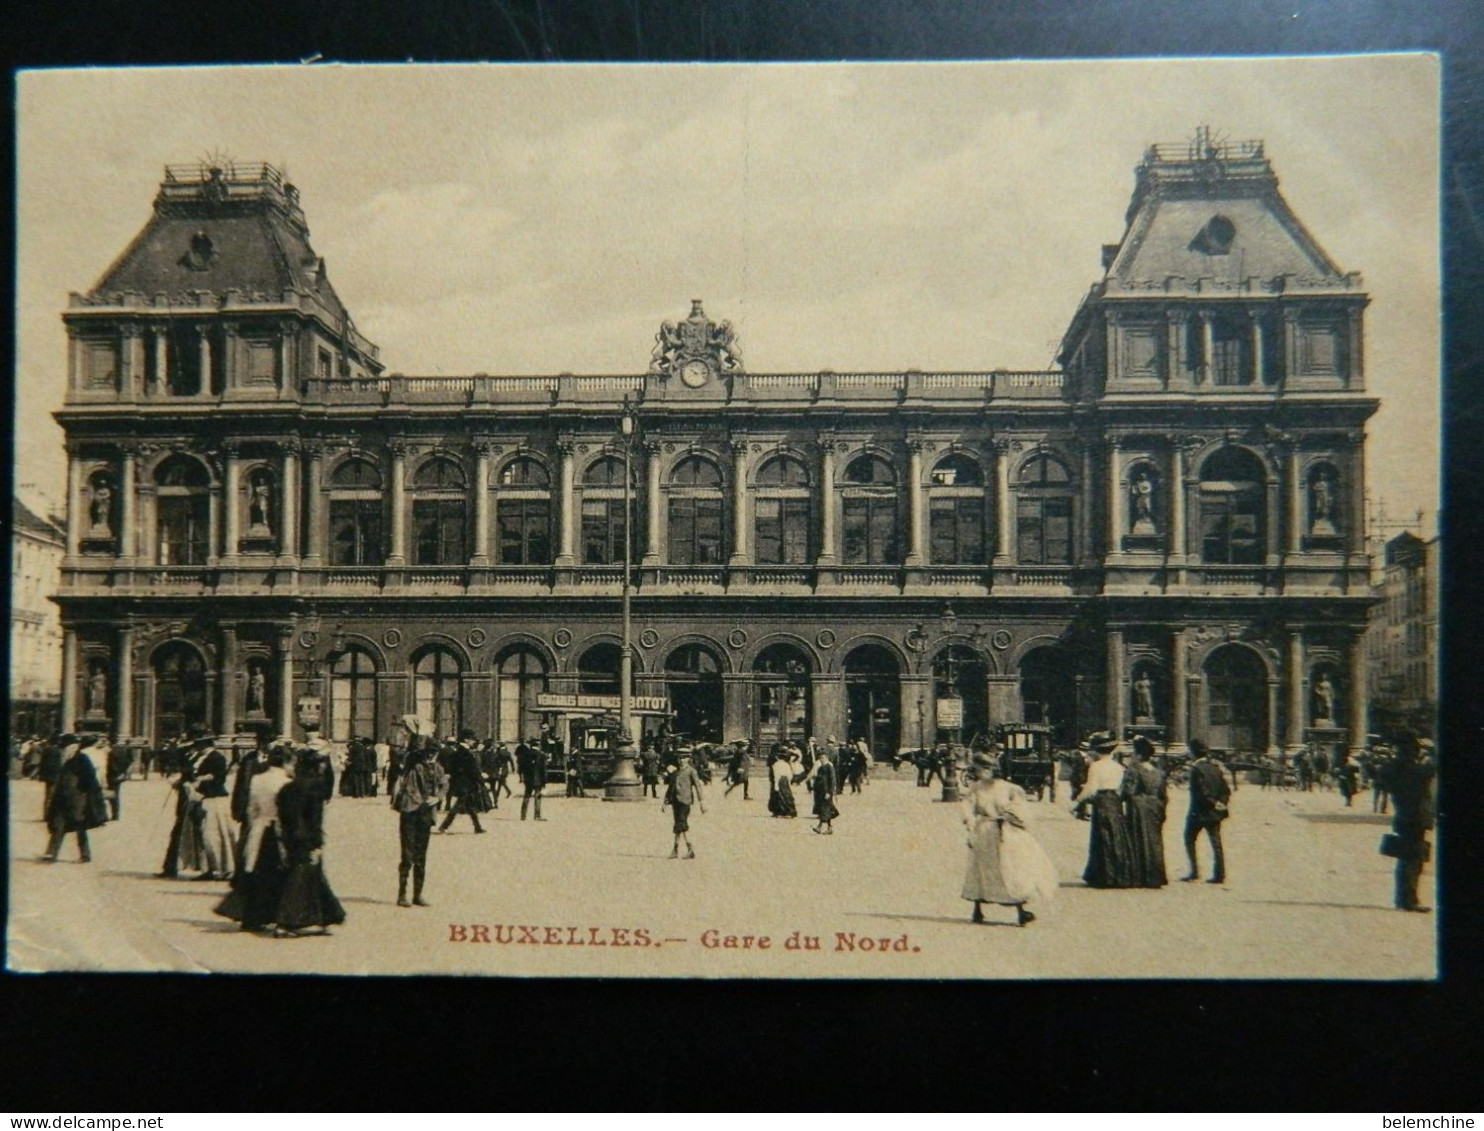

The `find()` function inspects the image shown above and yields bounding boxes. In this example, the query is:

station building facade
[52,137,1379,758]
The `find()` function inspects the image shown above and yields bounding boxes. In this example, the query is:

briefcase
[1379,834,1430,863]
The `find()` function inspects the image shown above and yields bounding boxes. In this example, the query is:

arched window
[933,644,988,742]
[929,453,987,565]
[154,455,210,565]
[577,642,624,696]
[329,648,378,741]
[755,456,811,564]
[668,456,725,564]
[843,644,900,757]
[412,456,467,565]
[665,643,724,742]
[581,456,636,566]
[496,646,548,744]
[1016,454,1074,565]
[496,456,552,565]
[842,453,898,564]
[330,457,384,566]
[1199,447,1266,565]
[413,647,462,737]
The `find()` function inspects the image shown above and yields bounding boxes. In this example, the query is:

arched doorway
[412,646,463,737]
[495,646,548,744]
[1019,646,1078,747]
[753,642,812,748]
[1205,644,1267,756]
[844,644,900,758]
[933,644,987,743]
[153,642,207,743]
[664,643,724,742]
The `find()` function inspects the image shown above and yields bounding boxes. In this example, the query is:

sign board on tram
[536,692,669,713]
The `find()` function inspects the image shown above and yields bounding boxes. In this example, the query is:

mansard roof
[85,162,351,322]
[1102,133,1354,293]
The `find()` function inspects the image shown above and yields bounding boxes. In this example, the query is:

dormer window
[1190,214,1236,256]
[181,230,215,271]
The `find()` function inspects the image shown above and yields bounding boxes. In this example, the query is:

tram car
[995,723,1057,800]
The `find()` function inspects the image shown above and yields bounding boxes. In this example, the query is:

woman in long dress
[961,751,1059,926]
[214,742,291,932]
[1121,735,1168,888]
[769,750,799,818]
[810,752,839,834]
[272,749,346,938]
[1072,733,1137,888]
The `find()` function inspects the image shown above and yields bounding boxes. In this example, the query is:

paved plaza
[7,770,1435,978]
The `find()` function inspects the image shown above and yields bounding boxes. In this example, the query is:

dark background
[3,0,1481,1112]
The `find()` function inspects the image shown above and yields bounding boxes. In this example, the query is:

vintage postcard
[9,57,1440,977]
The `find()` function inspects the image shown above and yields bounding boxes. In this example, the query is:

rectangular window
[413,500,465,565]
[330,500,383,566]
[497,499,551,565]
[157,496,209,565]
[582,499,628,565]
[843,498,897,564]
[1017,498,1072,565]
[668,497,724,564]
[930,498,985,564]
[755,498,810,564]
[330,677,376,742]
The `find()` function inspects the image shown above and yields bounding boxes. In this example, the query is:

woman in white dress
[961,750,1059,926]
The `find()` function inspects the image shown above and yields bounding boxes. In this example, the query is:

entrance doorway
[1019,645,1079,747]
[932,644,987,743]
[753,642,812,748]
[664,643,724,743]
[1205,644,1267,756]
[843,644,900,760]
[152,642,207,744]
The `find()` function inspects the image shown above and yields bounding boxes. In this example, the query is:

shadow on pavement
[1295,812,1390,824]
[1237,898,1400,912]
[845,911,1021,929]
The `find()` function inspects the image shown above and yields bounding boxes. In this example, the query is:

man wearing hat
[1181,738,1230,884]
[42,733,107,863]
[158,723,218,878]
[438,727,490,834]
[517,732,548,821]
[1385,738,1436,912]
[664,748,705,858]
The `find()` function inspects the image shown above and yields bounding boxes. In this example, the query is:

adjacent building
[11,496,65,734]
[51,135,1379,758]
[1366,530,1439,738]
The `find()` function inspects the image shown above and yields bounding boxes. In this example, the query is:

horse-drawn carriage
[995,723,1057,801]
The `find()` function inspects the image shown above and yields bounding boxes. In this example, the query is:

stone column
[1282,309,1300,386]
[1287,442,1303,554]
[556,441,576,566]
[298,444,322,565]
[279,322,296,390]
[816,437,837,565]
[722,674,752,745]
[221,324,238,392]
[153,327,168,394]
[67,326,82,391]
[65,448,82,557]
[121,324,140,398]
[61,628,79,732]
[1347,632,1369,757]
[1347,305,1363,385]
[1266,678,1282,755]
[1077,442,1094,565]
[197,326,212,397]
[118,447,137,561]
[729,440,750,566]
[206,476,222,564]
[810,674,846,743]
[116,626,134,740]
[904,439,924,566]
[1198,310,1216,384]
[1169,439,1187,559]
[1107,438,1124,553]
[279,442,300,561]
[1285,630,1306,752]
[1106,628,1126,739]
[277,627,296,739]
[386,442,406,566]
[220,624,239,736]
[1265,473,1282,564]
[1250,310,1266,385]
[1170,629,1189,747]
[1166,310,1189,386]
[900,676,933,753]
[1348,436,1367,557]
[471,442,492,566]
[994,439,1012,564]
[643,442,662,565]
[222,443,241,559]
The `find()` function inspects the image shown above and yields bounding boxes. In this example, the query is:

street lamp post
[605,395,644,801]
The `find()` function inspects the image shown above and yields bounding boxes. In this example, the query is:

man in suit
[517,734,548,821]
[1182,737,1231,884]
[437,729,489,834]
[1387,738,1437,913]
[723,740,751,799]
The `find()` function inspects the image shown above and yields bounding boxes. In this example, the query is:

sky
[14,57,1440,532]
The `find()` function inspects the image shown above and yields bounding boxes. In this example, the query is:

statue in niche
[86,664,109,715]
[1313,673,1336,724]
[1129,468,1157,535]
[247,473,273,534]
[246,656,267,709]
[1310,470,1337,535]
[1132,670,1156,722]
[88,477,113,534]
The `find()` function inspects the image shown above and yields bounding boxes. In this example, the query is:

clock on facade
[680,359,710,388]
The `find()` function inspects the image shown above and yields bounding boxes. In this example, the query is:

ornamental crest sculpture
[649,299,744,376]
